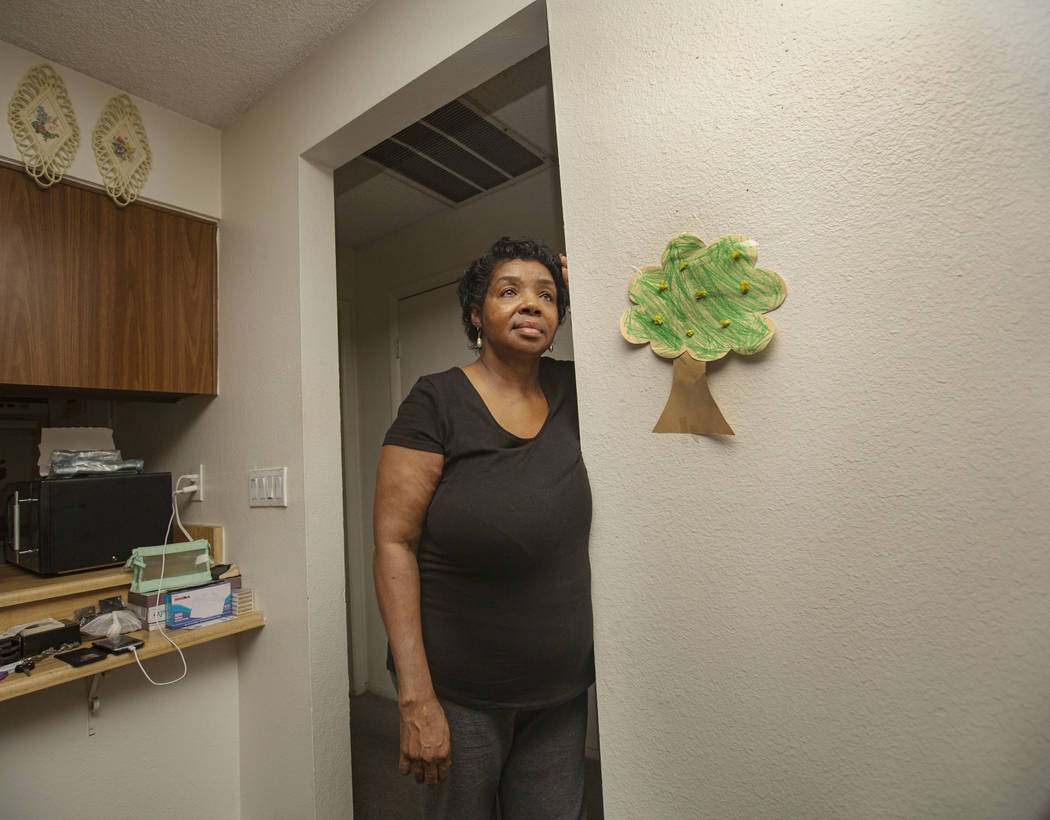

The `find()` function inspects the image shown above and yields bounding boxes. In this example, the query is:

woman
[373,236,593,819]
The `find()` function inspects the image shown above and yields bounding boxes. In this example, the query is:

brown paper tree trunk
[653,355,735,435]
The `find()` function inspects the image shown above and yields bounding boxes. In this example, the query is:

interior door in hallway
[396,281,474,403]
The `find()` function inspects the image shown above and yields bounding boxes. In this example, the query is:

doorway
[332,45,601,818]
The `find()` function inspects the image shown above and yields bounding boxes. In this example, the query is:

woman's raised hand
[560,253,571,315]
[399,694,452,786]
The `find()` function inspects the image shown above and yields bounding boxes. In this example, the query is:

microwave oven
[4,472,172,575]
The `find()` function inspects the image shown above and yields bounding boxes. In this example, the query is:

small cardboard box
[165,581,231,629]
[127,602,167,630]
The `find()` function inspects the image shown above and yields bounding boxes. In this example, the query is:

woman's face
[474,258,559,357]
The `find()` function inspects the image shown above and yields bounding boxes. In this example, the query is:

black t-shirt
[383,357,594,709]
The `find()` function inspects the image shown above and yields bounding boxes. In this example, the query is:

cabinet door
[0,164,217,394]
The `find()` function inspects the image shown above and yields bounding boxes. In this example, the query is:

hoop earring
[475,328,483,349]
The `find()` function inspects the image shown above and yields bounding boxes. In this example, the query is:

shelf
[0,563,131,609]
[0,523,257,702]
[0,611,264,702]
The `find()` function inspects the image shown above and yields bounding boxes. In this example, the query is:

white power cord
[129,473,198,686]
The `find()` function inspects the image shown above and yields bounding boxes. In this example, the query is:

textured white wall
[0,647,239,820]
[548,0,1050,817]
[0,41,220,216]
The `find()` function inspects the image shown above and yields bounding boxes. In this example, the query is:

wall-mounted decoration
[92,94,151,206]
[620,234,787,435]
[7,64,80,187]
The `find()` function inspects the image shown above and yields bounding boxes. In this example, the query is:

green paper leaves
[620,234,786,360]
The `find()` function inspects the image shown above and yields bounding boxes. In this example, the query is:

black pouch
[55,647,108,667]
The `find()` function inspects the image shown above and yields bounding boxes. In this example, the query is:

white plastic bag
[80,610,142,638]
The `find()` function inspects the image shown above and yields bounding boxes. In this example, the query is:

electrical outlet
[249,467,287,507]
[193,463,204,502]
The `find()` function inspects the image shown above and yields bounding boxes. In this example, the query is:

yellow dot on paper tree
[652,313,664,325]
[685,329,694,337]
[679,262,688,271]
[720,319,731,327]
[694,289,707,299]
[740,280,750,294]
[731,250,742,260]
[658,281,668,291]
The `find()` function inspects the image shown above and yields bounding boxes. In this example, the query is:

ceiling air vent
[361,97,547,205]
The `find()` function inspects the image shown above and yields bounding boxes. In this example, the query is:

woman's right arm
[372,443,450,785]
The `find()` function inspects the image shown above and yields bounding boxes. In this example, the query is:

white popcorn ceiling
[0,0,379,128]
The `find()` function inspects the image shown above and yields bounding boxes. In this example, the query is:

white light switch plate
[249,467,288,507]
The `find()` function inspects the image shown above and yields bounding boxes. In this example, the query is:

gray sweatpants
[421,690,588,820]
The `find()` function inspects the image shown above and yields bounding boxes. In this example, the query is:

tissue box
[165,581,231,629]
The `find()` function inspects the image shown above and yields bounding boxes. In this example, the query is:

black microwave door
[44,474,171,573]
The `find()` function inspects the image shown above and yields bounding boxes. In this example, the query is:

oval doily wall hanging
[93,94,152,206]
[7,64,81,187]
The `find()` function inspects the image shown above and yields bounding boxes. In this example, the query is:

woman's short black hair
[458,236,568,344]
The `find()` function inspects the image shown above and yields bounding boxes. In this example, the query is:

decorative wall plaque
[93,94,152,206]
[7,64,81,187]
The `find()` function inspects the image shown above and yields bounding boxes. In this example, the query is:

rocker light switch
[250,467,288,507]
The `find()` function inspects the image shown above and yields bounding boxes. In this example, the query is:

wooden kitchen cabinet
[0,162,217,396]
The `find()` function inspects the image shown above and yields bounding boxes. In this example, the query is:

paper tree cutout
[620,233,787,435]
